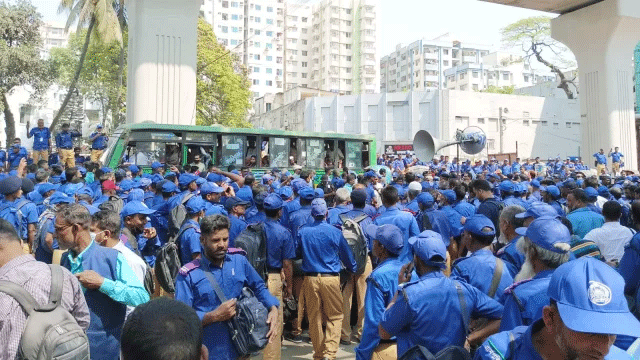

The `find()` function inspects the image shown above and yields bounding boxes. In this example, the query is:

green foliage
[59,0,122,44]
[501,16,553,48]
[196,19,252,128]
[479,85,515,95]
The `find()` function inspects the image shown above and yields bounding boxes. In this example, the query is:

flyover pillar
[126,0,200,125]
[551,0,640,171]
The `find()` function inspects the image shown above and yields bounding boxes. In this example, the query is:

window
[459,73,465,80]
[222,13,228,20]
[472,84,479,91]
[266,103,272,111]
[443,60,449,66]
[345,44,351,50]
[523,120,530,126]
[255,30,260,35]
[267,6,273,12]
[478,118,485,124]
[222,0,228,7]
[232,27,239,32]
[541,121,548,126]
[266,18,273,24]
[266,80,273,86]
[266,55,272,61]
[302,40,307,45]
[455,116,469,122]
[566,122,572,128]
[252,79,259,85]
[254,54,260,60]
[255,17,261,23]
[231,1,238,7]
[346,56,351,61]
[472,71,479,78]
[221,26,228,33]
[487,139,495,150]
[503,72,510,81]
[266,68,272,74]
[443,49,449,55]
[266,43,272,49]
[302,17,308,22]
[254,67,260,73]
[231,14,238,20]
[255,4,261,10]
[302,28,307,34]
[302,62,308,67]
[302,73,307,78]
[230,39,237,45]
[254,42,260,48]
[524,75,529,82]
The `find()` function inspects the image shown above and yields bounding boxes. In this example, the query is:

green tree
[479,85,515,94]
[0,0,51,147]
[501,16,577,99]
[196,19,252,128]
[52,0,122,131]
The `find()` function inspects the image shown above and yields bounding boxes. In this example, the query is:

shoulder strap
[454,281,469,335]
[48,264,64,306]
[488,258,504,298]
[353,214,368,223]
[181,193,194,205]
[507,332,516,359]
[422,212,432,230]
[203,271,228,303]
[15,199,29,210]
[172,223,198,244]
[0,280,38,315]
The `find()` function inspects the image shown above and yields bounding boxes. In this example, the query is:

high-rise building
[39,22,69,58]
[200,0,379,98]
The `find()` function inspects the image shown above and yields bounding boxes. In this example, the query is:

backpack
[203,269,270,356]
[234,223,268,282]
[154,222,198,294]
[399,345,470,360]
[339,213,369,275]
[0,264,89,360]
[33,210,56,255]
[168,193,194,239]
[0,199,29,240]
[422,212,433,231]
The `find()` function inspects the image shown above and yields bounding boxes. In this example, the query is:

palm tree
[51,0,122,131]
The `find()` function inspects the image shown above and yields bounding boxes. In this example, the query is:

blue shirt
[327,204,351,225]
[264,218,296,269]
[610,151,624,163]
[355,257,405,360]
[451,249,514,304]
[178,219,201,266]
[228,214,247,247]
[593,152,607,165]
[90,132,109,150]
[374,205,420,262]
[380,271,503,358]
[499,270,554,331]
[8,147,27,168]
[497,236,525,278]
[55,130,81,149]
[475,320,631,360]
[29,127,51,150]
[439,205,463,238]
[288,205,312,239]
[281,197,301,229]
[175,254,279,360]
[454,201,476,218]
[418,208,453,243]
[204,201,228,217]
[619,233,640,298]
[297,220,357,274]
[566,207,605,239]
[341,209,374,251]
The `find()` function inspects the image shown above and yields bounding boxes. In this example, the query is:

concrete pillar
[126,0,200,125]
[551,0,640,171]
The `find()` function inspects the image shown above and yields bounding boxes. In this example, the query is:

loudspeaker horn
[413,126,487,161]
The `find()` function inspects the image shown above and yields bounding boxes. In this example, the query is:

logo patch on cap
[588,281,612,306]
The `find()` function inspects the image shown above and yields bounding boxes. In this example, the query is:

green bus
[102,122,377,176]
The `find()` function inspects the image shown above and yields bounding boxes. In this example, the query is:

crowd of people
[0,122,640,360]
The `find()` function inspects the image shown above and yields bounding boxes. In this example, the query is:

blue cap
[37,183,60,196]
[151,161,163,170]
[207,173,224,183]
[119,179,134,192]
[597,185,609,197]
[254,192,268,206]
[179,174,197,188]
[310,198,328,217]
[547,257,640,337]
[365,224,403,255]
[541,185,560,199]
[262,174,274,185]
[516,217,570,253]
[440,190,456,204]
[151,174,164,184]
[463,214,495,237]
[96,124,103,129]
[417,192,434,207]
[49,191,75,205]
[138,178,152,188]
[278,186,293,200]
[584,187,598,202]
[164,172,176,179]
[129,165,140,174]
[195,177,206,186]
[62,183,83,197]
[121,201,155,217]
[350,189,366,205]
[364,170,376,179]
[101,167,112,174]
[161,181,178,193]
[515,202,559,220]
[77,186,94,197]
[531,179,541,188]
[236,187,253,204]
[77,166,87,176]
[264,193,284,210]
[185,196,206,214]
[408,230,447,268]
[314,188,324,199]
[299,187,315,200]
[224,196,249,211]
[0,176,22,195]
[200,182,223,195]
[499,180,515,192]
[127,189,145,202]
[291,178,307,193]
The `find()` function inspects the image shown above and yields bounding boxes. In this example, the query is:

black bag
[154,223,197,293]
[143,264,155,296]
[168,193,194,239]
[203,271,270,356]
[234,223,268,282]
[339,213,369,275]
[399,345,470,360]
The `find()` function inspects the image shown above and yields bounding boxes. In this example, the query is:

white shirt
[582,221,634,262]
[113,240,148,316]
[595,195,608,210]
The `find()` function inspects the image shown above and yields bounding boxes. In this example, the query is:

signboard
[384,144,414,156]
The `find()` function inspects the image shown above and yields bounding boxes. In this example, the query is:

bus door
[337,140,346,168]
[245,135,259,168]
[290,137,304,167]
[185,133,216,171]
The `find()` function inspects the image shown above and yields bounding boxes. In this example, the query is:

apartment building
[40,22,70,58]
[380,34,491,93]
[201,0,380,98]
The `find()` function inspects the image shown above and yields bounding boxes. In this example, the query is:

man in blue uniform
[55,123,82,167]
[200,182,227,216]
[175,214,279,360]
[475,257,640,360]
[609,146,624,176]
[288,187,315,239]
[26,118,51,164]
[89,124,109,163]
[499,217,572,331]
[327,188,352,225]
[437,189,464,238]
[262,193,296,360]
[374,186,419,262]
[593,148,607,175]
[7,143,27,170]
[404,182,422,214]
[540,184,565,216]
[495,205,526,278]
[416,192,453,247]
[379,231,503,357]
[298,198,357,360]
[471,179,504,239]
[566,188,605,239]
[178,196,206,265]
[355,224,405,360]
[451,215,514,304]
[121,201,161,267]
[223,196,248,247]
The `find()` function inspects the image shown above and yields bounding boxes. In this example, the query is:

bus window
[306,138,323,168]
[289,138,298,167]
[324,140,343,169]
[125,141,173,166]
[220,135,245,168]
[294,138,305,167]
[261,137,270,167]
[246,136,258,168]
[166,143,182,166]
[269,137,289,168]
[337,140,346,168]
[362,142,370,167]
[346,141,363,169]
[186,145,214,172]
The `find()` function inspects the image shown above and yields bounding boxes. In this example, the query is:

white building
[251,89,582,160]
[380,35,491,93]
[40,22,69,58]
[200,0,379,98]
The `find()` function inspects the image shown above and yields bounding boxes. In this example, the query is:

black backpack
[234,223,268,282]
[168,193,194,239]
[421,212,433,232]
[399,345,470,360]
[155,222,198,293]
[339,213,369,275]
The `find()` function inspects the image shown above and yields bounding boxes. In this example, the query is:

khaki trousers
[292,276,306,336]
[91,149,104,163]
[372,342,398,360]
[304,275,343,360]
[59,149,75,168]
[32,150,48,164]
[263,273,283,360]
[341,256,373,341]
[613,162,620,174]
[596,163,606,175]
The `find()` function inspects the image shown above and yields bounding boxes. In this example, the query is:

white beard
[515,256,536,282]
[497,232,508,245]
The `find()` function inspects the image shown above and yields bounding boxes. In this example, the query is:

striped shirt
[0,254,90,360]
[570,236,605,261]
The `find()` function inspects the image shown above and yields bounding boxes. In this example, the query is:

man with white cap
[379,230,503,358]
[475,257,640,359]
[355,224,405,360]
[404,181,423,213]
[499,217,572,332]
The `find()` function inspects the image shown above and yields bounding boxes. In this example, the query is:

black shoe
[340,339,351,346]
[285,333,303,343]
[352,336,361,344]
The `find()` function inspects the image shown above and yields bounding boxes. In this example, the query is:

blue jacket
[499,269,554,331]
[297,220,357,274]
[374,205,420,262]
[264,218,296,269]
[55,130,81,149]
[178,220,201,266]
[90,132,109,150]
[8,147,28,168]
[451,249,514,304]
[497,236,525,278]
[418,208,453,243]
[29,127,51,150]
[228,214,247,247]
[288,205,312,239]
